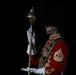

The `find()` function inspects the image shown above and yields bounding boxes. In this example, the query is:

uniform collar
[49,33,61,40]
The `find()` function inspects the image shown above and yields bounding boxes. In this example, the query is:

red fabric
[31,54,39,65]
[45,40,69,75]
[31,40,69,75]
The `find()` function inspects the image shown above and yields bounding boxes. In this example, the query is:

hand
[33,67,45,75]
[21,67,36,73]
[21,67,45,75]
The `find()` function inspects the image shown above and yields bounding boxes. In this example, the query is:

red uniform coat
[31,33,69,75]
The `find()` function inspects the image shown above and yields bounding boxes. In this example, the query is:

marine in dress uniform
[31,34,69,75]
[21,0,69,74]
[21,22,69,75]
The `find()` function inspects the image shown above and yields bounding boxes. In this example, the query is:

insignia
[53,48,64,62]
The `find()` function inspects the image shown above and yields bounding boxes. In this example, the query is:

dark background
[0,0,76,75]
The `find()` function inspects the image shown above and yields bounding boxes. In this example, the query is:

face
[45,26,56,35]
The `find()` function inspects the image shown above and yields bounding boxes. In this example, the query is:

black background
[0,0,76,75]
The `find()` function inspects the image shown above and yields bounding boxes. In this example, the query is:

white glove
[26,27,37,55]
[34,67,45,75]
[21,67,36,73]
[21,67,45,75]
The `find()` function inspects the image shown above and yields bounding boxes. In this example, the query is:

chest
[41,40,54,58]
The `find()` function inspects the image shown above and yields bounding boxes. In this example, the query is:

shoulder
[53,39,69,53]
[52,40,69,62]
[55,39,68,48]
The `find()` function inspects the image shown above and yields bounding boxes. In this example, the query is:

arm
[26,27,39,65]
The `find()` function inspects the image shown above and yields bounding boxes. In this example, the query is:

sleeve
[44,41,69,75]
[31,54,40,65]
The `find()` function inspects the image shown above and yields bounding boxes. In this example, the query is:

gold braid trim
[45,68,55,75]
